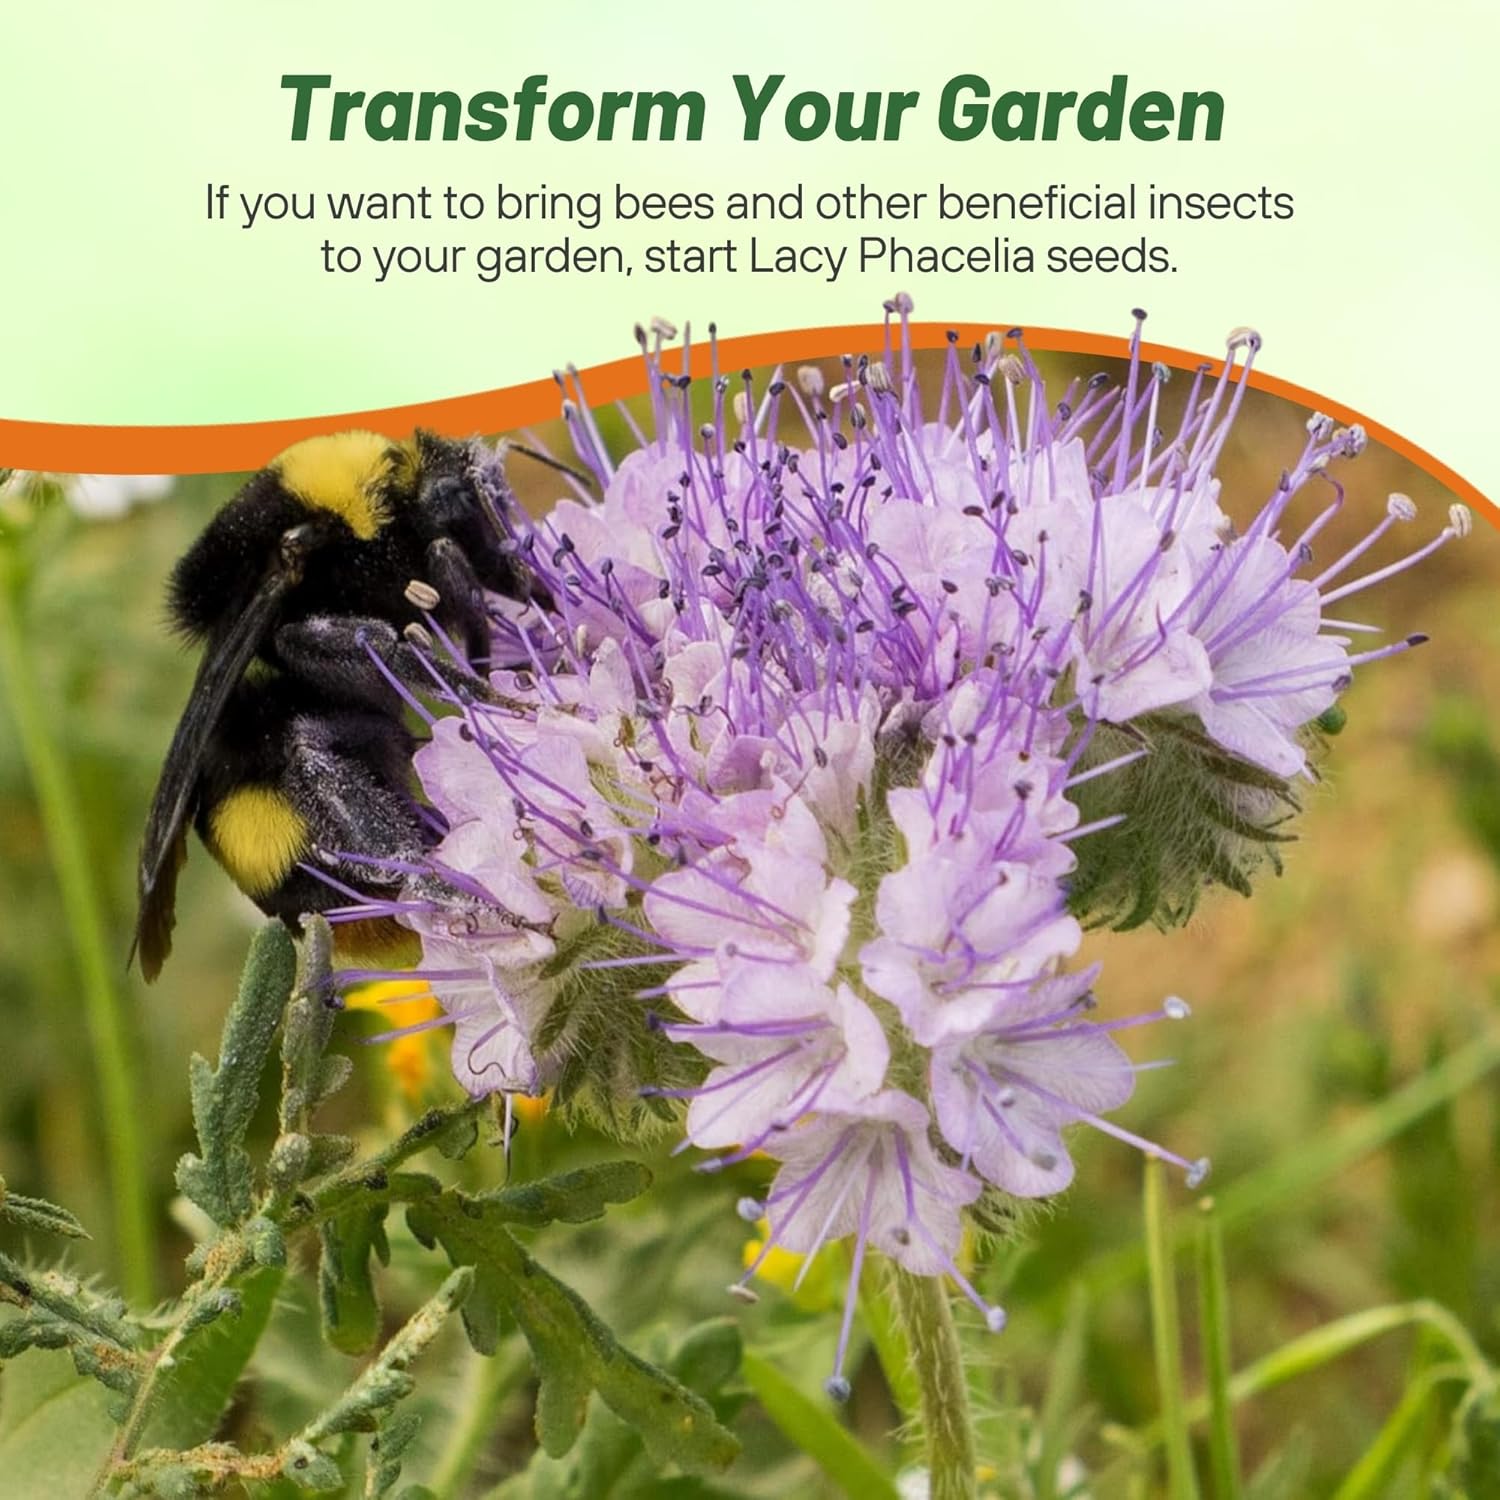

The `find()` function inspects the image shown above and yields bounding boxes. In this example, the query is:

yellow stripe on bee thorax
[272,430,398,540]
[205,785,310,899]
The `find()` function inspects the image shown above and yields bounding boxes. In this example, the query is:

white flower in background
[5,471,174,519]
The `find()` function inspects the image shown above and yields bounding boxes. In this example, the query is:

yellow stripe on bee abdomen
[206,785,310,899]
[273,431,395,540]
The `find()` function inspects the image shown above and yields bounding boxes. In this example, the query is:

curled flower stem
[1127,1298,1496,1458]
[0,544,154,1306]
[891,1263,977,1500]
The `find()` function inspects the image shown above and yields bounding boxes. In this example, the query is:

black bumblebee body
[134,429,534,981]
[190,674,423,932]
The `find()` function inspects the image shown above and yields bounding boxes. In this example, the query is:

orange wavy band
[0,323,1490,520]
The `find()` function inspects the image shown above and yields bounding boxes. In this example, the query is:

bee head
[409,430,531,598]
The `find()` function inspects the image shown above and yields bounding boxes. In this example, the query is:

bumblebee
[133,429,546,981]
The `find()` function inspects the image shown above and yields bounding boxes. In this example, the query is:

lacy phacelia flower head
[323,302,1466,1396]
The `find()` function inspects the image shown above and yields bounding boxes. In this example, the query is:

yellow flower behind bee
[343,979,444,1103]
[342,981,554,1124]
[740,1217,979,1315]
[741,1219,843,1311]
[513,1092,551,1124]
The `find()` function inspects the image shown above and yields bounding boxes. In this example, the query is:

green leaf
[583,1320,746,1498]
[281,1439,346,1492]
[488,1319,745,1500]
[320,1201,391,1356]
[666,1319,743,1399]
[280,917,352,1136]
[0,1342,120,1496]
[479,1161,652,1228]
[237,1283,466,1499]
[435,1109,481,1161]
[302,1269,473,1449]
[272,1132,360,1194]
[0,1181,89,1240]
[282,921,337,1109]
[176,922,298,1226]
[138,1264,284,1452]
[380,1104,485,1171]
[396,1162,649,1352]
[365,1407,422,1499]
[247,1214,289,1268]
[0,1251,142,1399]
[740,1351,899,1500]
[407,1191,739,1474]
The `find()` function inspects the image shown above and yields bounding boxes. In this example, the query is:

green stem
[0,549,154,1305]
[292,1098,487,1224]
[1144,1157,1198,1500]
[106,1100,490,1482]
[110,1267,239,1467]
[1195,1200,1241,1500]
[891,1265,976,1500]
[858,1244,923,1431]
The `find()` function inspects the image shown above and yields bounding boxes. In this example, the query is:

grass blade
[1330,1365,1460,1500]
[0,547,154,1304]
[1145,1156,1199,1500]
[1130,1299,1496,1451]
[741,1350,901,1500]
[1210,1031,1500,1236]
[1195,1200,1241,1500]
[1071,1029,1500,1309]
[1037,1285,1090,1500]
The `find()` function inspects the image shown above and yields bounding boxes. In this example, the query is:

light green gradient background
[1,0,1495,499]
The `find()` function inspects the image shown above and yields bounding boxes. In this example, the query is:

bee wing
[132,560,301,980]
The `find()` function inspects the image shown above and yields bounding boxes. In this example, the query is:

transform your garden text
[281,74,1225,144]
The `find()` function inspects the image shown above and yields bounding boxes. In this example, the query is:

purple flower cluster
[331,302,1466,1395]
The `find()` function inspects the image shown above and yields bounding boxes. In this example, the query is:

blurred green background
[0,355,1496,1498]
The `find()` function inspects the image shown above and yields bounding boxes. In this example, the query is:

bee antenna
[500,440,595,490]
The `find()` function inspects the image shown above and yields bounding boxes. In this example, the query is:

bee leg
[283,711,426,884]
[279,712,431,966]
[421,536,490,664]
[274,615,495,714]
